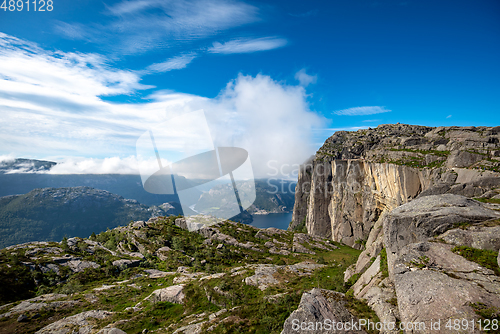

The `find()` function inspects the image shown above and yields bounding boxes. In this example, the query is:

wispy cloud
[208,37,287,54]
[295,68,317,86]
[53,21,90,40]
[319,126,369,132]
[0,34,322,177]
[55,0,260,55]
[0,33,151,98]
[145,53,197,73]
[362,119,381,122]
[446,114,452,118]
[334,106,391,116]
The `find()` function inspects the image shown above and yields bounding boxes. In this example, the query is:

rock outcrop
[392,242,500,333]
[345,194,500,333]
[383,194,500,273]
[281,289,366,334]
[35,310,113,334]
[291,124,500,248]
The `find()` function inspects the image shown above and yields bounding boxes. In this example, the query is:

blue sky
[0,0,499,176]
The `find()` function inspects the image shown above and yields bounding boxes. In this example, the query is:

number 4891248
[1,0,53,11]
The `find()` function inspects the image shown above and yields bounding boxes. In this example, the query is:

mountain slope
[0,187,180,248]
[0,158,56,174]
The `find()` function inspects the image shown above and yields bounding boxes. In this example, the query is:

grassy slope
[0,216,367,334]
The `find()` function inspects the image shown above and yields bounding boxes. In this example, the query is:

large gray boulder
[144,285,185,304]
[392,242,500,333]
[445,150,485,168]
[281,289,366,334]
[436,225,500,251]
[383,194,500,274]
[112,259,141,269]
[35,310,113,334]
[96,329,127,334]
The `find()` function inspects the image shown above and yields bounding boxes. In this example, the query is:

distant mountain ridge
[0,186,181,248]
[0,158,56,174]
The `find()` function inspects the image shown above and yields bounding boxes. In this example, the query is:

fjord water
[249,212,293,230]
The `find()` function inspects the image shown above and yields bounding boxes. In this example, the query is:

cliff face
[291,124,500,247]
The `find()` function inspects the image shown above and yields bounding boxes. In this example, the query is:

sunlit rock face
[291,124,500,247]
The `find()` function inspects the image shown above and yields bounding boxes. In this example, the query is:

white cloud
[320,126,369,132]
[334,106,391,116]
[47,156,170,175]
[446,114,452,118]
[295,68,317,86]
[0,32,151,98]
[0,34,323,178]
[0,154,16,163]
[145,53,197,73]
[208,37,287,54]
[53,21,90,40]
[56,0,260,55]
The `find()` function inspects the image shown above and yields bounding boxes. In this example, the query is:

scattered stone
[264,293,287,303]
[143,269,176,278]
[38,263,61,275]
[96,328,127,334]
[112,259,141,269]
[144,285,185,304]
[200,273,225,281]
[0,294,77,319]
[244,265,279,291]
[281,289,366,334]
[35,310,113,334]
[436,225,500,251]
[94,284,117,292]
[17,314,28,322]
[25,247,62,256]
[173,321,206,334]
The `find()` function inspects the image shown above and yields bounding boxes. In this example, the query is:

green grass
[379,248,389,278]
[470,302,500,333]
[452,246,500,276]
[0,215,367,334]
[475,198,500,205]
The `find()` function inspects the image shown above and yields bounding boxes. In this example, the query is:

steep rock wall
[292,124,500,247]
[296,160,438,247]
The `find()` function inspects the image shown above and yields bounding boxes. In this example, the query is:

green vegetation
[292,216,308,233]
[374,148,452,169]
[409,255,430,269]
[0,187,165,248]
[344,294,381,334]
[475,198,500,205]
[470,302,500,333]
[345,273,361,289]
[389,148,451,157]
[453,221,473,230]
[452,246,500,276]
[0,215,365,333]
[379,248,389,278]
